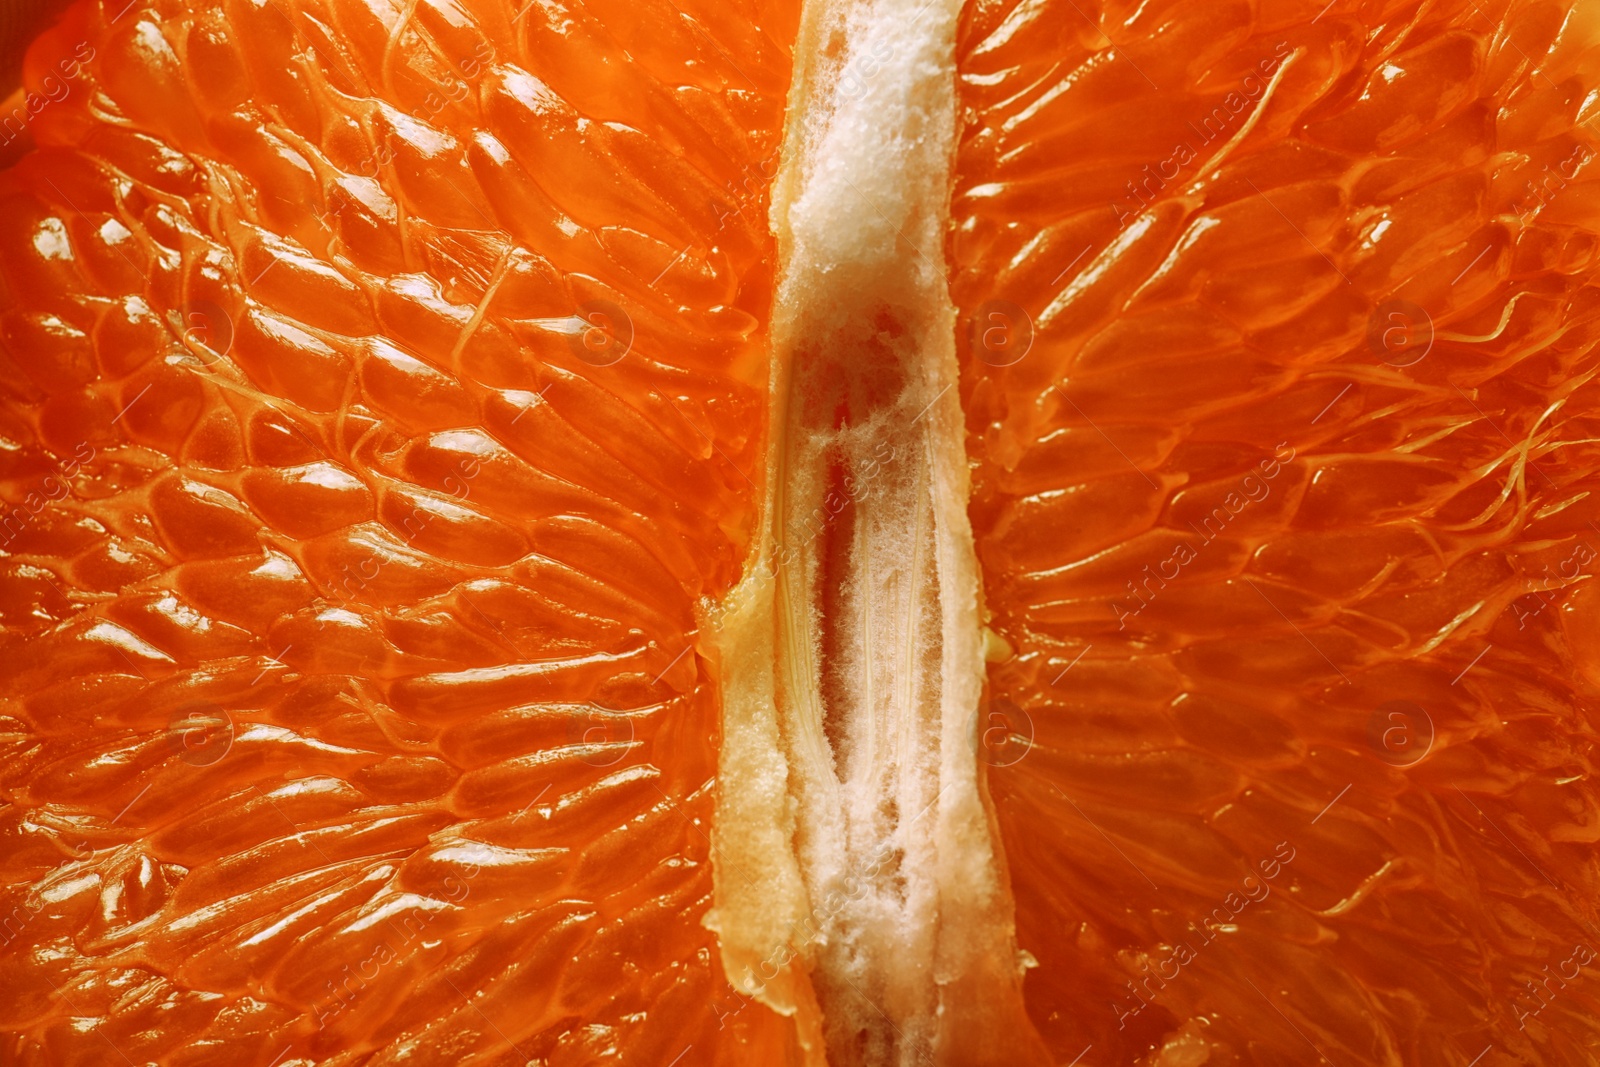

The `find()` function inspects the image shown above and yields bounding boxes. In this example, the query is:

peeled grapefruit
[0,0,1598,1065]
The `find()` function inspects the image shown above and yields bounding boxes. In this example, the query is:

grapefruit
[956,1,1600,1063]
[0,0,1596,1065]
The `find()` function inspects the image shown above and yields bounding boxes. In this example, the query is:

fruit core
[704,0,1042,1062]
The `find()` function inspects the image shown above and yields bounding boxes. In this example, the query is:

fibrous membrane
[702,0,1048,1062]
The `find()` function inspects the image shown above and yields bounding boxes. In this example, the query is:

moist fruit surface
[2,0,1600,1064]
[954,1,1600,1063]
[0,0,799,1062]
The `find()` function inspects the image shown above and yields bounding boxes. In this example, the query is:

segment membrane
[705,1,1046,1062]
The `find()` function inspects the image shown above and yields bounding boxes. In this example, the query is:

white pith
[702,2,1044,1062]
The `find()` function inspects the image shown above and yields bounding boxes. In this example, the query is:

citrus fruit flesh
[1,0,799,1063]
[954,0,1600,1064]
[1,1,1600,1067]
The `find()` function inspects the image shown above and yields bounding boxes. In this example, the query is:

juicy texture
[0,0,799,1063]
[953,0,1600,1064]
[7,0,1600,1064]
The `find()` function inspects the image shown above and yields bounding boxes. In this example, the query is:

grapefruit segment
[0,0,799,1062]
[955,0,1600,1063]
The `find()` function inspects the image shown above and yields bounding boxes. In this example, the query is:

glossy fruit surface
[955,2,1600,1062]
[2,0,1600,1064]
[1,0,795,1062]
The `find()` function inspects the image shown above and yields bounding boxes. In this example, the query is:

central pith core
[703,2,1044,1064]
